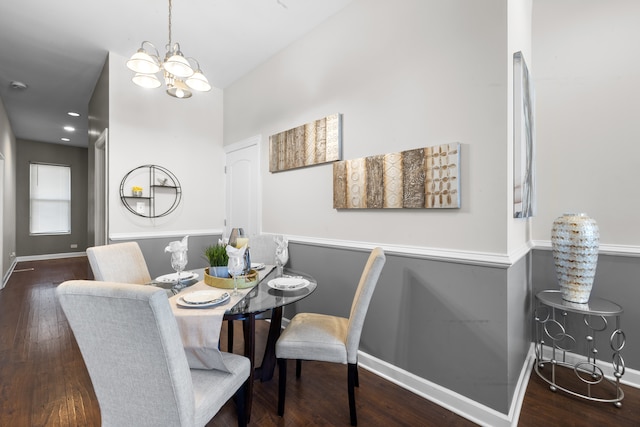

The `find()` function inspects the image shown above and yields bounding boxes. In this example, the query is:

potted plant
[204,244,229,278]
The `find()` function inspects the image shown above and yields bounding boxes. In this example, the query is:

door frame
[94,128,108,246]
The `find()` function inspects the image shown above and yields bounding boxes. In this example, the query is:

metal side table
[534,290,625,407]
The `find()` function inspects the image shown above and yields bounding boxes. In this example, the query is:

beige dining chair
[56,280,251,427]
[275,247,386,426]
[87,241,152,284]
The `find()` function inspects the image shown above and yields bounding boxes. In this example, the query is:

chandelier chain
[168,0,173,47]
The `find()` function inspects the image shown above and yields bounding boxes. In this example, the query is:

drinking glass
[228,255,244,296]
[275,246,289,277]
[170,250,188,292]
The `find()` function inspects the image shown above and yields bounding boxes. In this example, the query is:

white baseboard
[15,252,87,262]
[356,347,536,427]
[355,344,639,426]
[2,257,19,289]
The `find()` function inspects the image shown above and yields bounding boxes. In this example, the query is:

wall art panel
[333,142,460,209]
[513,51,536,218]
[269,113,342,172]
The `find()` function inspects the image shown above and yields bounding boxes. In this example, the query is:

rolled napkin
[226,243,246,258]
[275,235,288,250]
[165,235,189,253]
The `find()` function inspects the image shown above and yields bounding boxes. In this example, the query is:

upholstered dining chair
[87,241,152,284]
[275,247,386,426]
[56,280,250,427]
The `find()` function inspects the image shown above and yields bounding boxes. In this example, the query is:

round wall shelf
[119,165,182,218]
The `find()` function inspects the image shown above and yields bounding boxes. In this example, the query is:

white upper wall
[225,0,513,255]
[107,52,226,239]
[532,0,640,248]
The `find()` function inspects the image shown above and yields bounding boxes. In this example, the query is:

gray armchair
[56,280,250,427]
[87,242,152,284]
[276,247,386,426]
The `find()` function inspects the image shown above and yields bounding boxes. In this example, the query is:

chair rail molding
[532,240,640,257]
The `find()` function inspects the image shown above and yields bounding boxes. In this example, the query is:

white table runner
[168,266,273,372]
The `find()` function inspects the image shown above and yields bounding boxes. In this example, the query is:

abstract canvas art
[269,113,342,172]
[333,142,460,209]
[513,51,535,218]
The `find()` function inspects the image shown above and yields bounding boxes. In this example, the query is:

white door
[225,136,260,238]
[94,129,108,246]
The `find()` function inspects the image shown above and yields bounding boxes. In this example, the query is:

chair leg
[235,379,248,427]
[227,320,235,352]
[296,359,302,378]
[278,358,287,416]
[348,363,358,426]
[354,362,359,387]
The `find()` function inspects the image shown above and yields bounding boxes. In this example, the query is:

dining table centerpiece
[204,243,229,278]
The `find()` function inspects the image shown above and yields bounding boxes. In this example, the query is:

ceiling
[0,0,353,148]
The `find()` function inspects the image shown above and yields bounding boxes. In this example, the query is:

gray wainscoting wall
[284,242,532,415]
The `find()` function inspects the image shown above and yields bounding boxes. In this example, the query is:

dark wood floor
[1,258,638,426]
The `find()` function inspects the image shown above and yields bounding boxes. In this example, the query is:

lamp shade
[164,53,194,78]
[132,73,162,89]
[166,79,192,98]
[127,50,160,74]
[185,70,212,92]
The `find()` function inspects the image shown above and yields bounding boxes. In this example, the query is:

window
[30,163,71,235]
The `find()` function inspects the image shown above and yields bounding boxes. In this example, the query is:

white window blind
[30,163,71,235]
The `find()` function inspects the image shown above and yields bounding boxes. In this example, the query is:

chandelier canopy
[126,0,211,98]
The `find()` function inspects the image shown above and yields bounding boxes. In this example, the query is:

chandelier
[126,0,211,98]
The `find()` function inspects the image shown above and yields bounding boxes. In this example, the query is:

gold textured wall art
[269,113,342,172]
[333,142,460,209]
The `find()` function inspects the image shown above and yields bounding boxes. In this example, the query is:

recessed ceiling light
[67,111,80,117]
[63,126,75,132]
[61,137,70,142]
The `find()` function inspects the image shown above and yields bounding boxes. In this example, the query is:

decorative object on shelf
[120,165,182,218]
[204,243,229,278]
[269,113,342,172]
[333,142,460,209]
[551,213,599,303]
[513,51,536,218]
[126,0,211,99]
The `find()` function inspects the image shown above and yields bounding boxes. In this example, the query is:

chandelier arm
[141,41,160,61]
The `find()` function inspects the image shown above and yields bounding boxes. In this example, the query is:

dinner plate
[251,263,266,270]
[155,271,198,283]
[177,290,230,308]
[267,277,310,291]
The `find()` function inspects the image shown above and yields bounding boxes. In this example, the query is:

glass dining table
[223,267,317,380]
[172,266,317,421]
